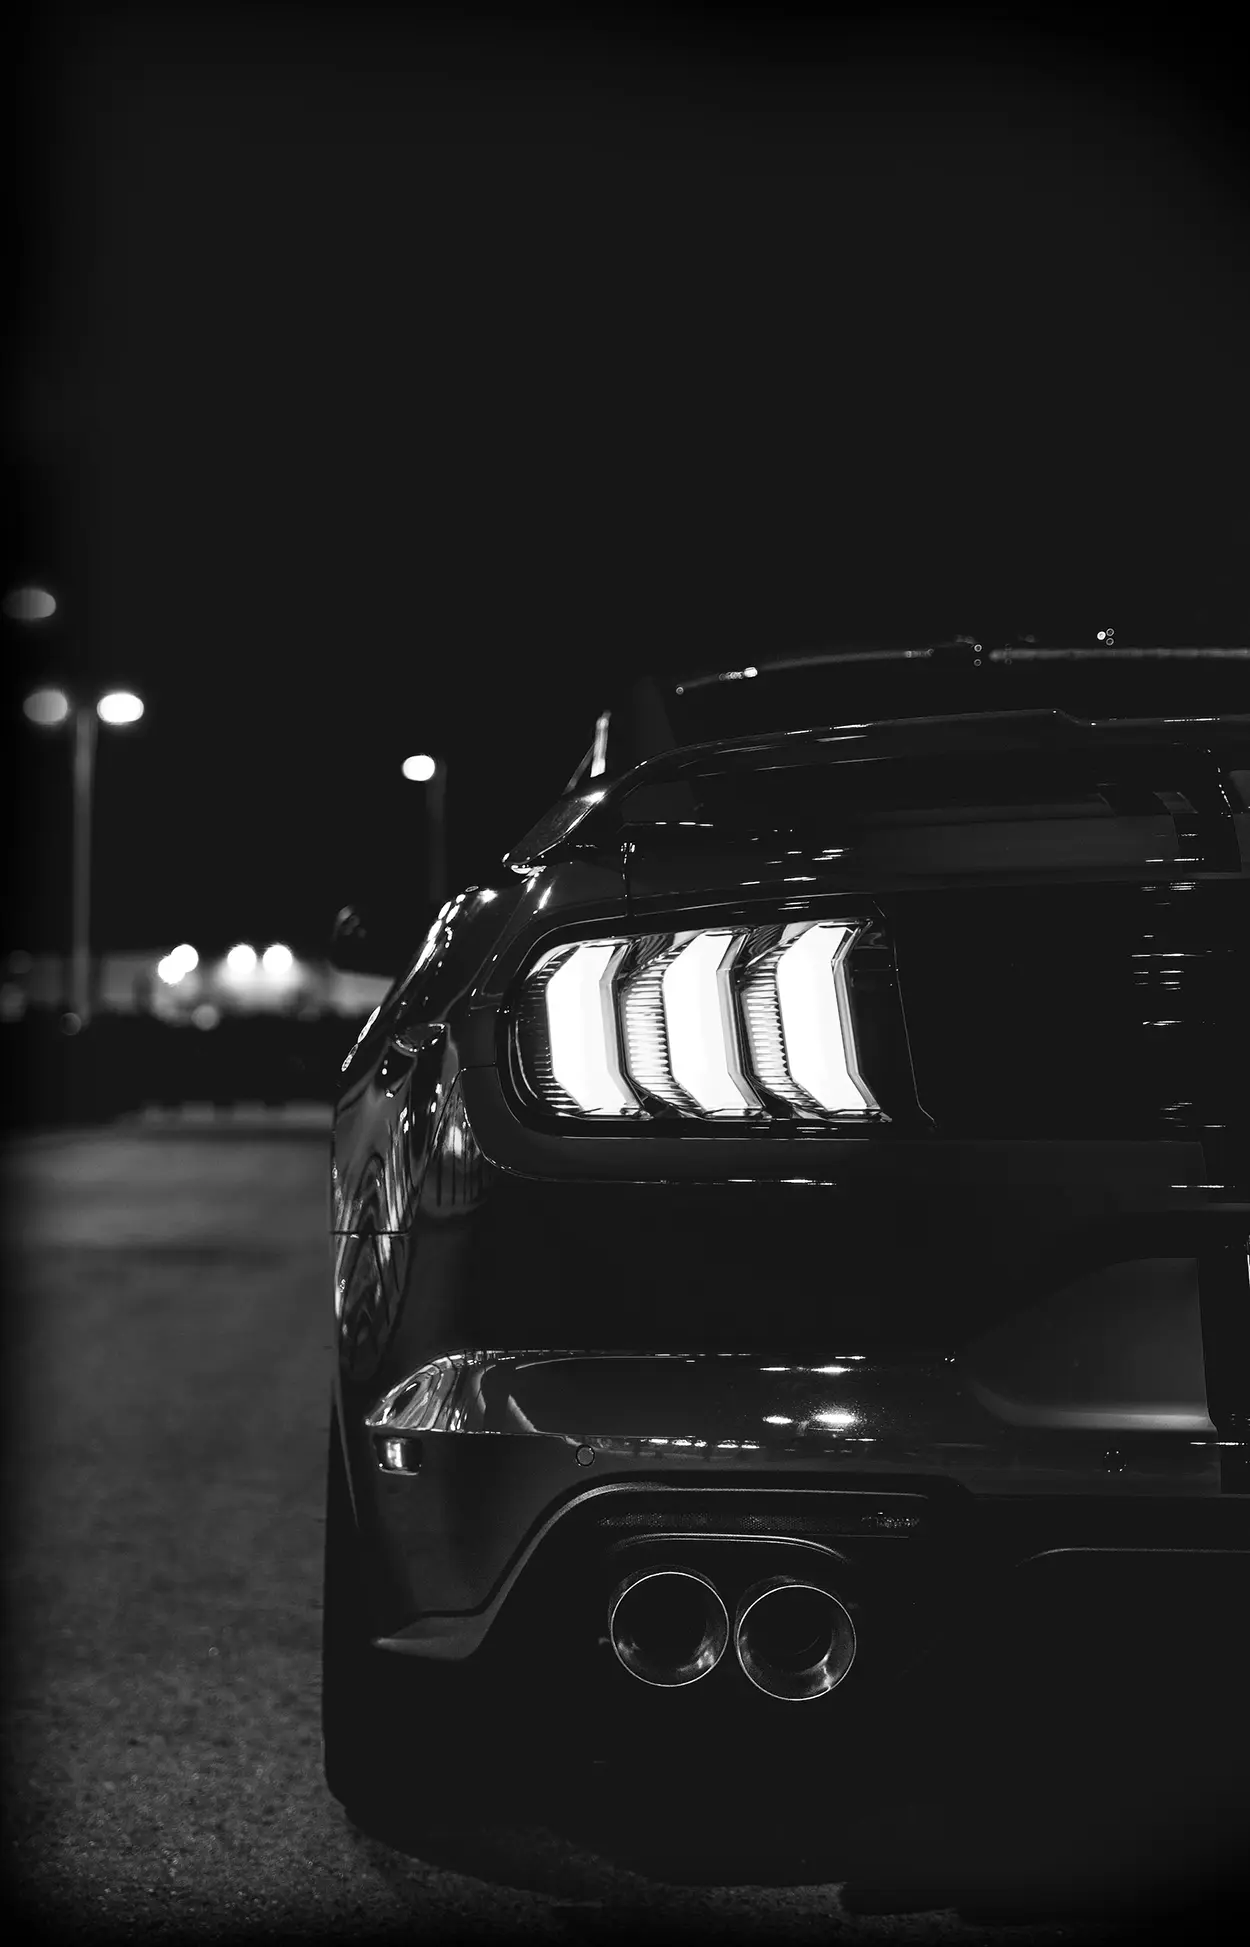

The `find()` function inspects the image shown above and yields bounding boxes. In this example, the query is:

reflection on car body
[322,635,1250,1840]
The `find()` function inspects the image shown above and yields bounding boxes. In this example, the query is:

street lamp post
[427,759,447,910]
[71,702,98,1022]
[22,684,145,1027]
[401,753,448,912]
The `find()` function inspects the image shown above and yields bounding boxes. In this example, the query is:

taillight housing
[510,920,886,1124]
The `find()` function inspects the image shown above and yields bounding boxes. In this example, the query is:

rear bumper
[355,1451,1250,1797]
[335,1070,1250,1685]
[354,1346,1248,1659]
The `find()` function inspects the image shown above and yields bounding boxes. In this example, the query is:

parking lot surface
[1,1127,1235,1942]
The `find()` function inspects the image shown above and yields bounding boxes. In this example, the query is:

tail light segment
[510,920,887,1124]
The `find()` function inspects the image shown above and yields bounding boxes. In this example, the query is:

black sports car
[324,637,1250,1855]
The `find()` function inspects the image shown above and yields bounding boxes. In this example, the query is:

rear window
[621,746,1245,833]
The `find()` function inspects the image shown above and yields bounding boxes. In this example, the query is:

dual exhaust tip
[608,1566,856,1702]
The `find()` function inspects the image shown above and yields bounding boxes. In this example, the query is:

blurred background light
[97,690,145,725]
[22,687,71,727]
[261,942,294,977]
[191,1003,221,1030]
[157,943,199,984]
[401,753,436,782]
[225,943,257,975]
[3,585,57,622]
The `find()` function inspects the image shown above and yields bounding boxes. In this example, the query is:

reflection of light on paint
[812,1408,858,1430]
[814,1365,851,1376]
[763,1415,793,1426]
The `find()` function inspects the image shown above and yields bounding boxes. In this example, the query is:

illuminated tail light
[527,939,641,1116]
[759,920,866,1115]
[513,920,883,1122]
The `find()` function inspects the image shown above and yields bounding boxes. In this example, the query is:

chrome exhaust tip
[734,1575,857,1702]
[608,1567,730,1688]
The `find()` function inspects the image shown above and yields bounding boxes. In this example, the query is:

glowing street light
[157,943,199,984]
[3,585,57,623]
[21,677,147,1026]
[22,687,71,727]
[261,942,295,977]
[400,752,447,908]
[97,690,145,726]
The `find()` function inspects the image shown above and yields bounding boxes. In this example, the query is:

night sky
[5,2,1249,956]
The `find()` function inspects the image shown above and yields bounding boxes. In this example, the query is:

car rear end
[328,688,1250,1830]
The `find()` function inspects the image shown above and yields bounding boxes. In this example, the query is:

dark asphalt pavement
[1,1127,1238,1942]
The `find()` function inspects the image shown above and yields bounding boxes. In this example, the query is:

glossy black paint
[326,682,1250,1793]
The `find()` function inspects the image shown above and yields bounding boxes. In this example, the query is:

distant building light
[157,942,199,984]
[402,753,437,782]
[262,942,295,977]
[97,690,144,725]
[225,943,257,976]
[22,687,70,727]
[4,586,57,623]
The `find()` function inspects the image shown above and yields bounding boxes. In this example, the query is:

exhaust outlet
[734,1575,856,1701]
[608,1567,730,1688]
